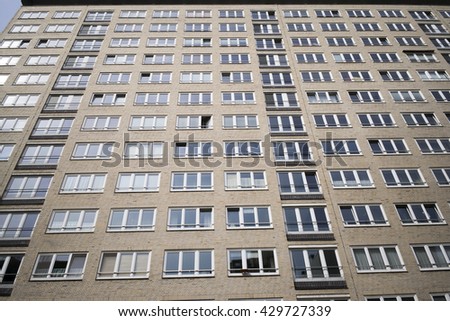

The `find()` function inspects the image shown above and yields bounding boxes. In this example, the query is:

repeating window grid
[167,208,213,230]
[1,39,30,49]
[44,95,82,111]
[72,143,113,160]
[289,248,344,281]
[174,142,211,158]
[0,117,27,132]
[0,56,21,66]
[97,73,131,85]
[116,173,160,192]
[181,72,212,84]
[9,25,40,33]
[431,90,450,102]
[396,37,426,46]
[120,10,147,18]
[402,113,440,126]
[349,91,384,103]
[339,204,388,226]
[352,246,405,272]
[147,37,176,47]
[220,54,249,64]
[110,38,140,48]
[340,71,373,82]
[224,141,262,157]
[25,55,59,66]
[333,53,363,63]
[286,23,314,32]
[283,207,331,234]
[45,24,74,33]
[53,11,81,19]
[329,170,374,188]
[254,24,281,34]
[327,37,355,47]
[2,94,40,107]
[54,74,90,88]
[226,207,272,229]
[378,10,405,18]
[221,92,255,104]
[228,249,278,275]
[179,92,212,105]
[347,9,373,18]
[60,174,106,193]
[256,38,285,49]
[366,295,416,301]
[129,116,166,131]
[420,23,449,34]
[144,54,174,65]
[224,171,267,190]
[380,70,413,81]
[0,211,39,239]
[85,11,113,22]
[164,250,214,277]
[353,23,382,32]
[134,93,169,105]
[370,53,401,63]
[20,11,48,19]
[171,172,213,191]
[296,53,326,63]
[431,168,450,186]
[19,144,64,165]
[220,38,248,47]
[307,91,341,103]
[313,114,350,128]
[82,116,120,131]
[183,38,212,47]
[36,38,67,49]
[380,169,427,187]
[395,203,445,225]
[63,56,97,69]
[283,10,309,18]
[386,23,415,31]
[409,10,437,20]
[277,171,322,194]
[321,23,348,32]
[416,138,450,154]
[223,115,258,129]
[3,175,52,200]
[291,37,320,47]
[412,245,450,270]
[369,139,410,154]
[219,10,245,18]
[185,23,212,32]
[390,90,426,102]
[32,118,73,136]
[139,72,172,84]
[361,37,391,46]
[47,209,97,233]
[15,74,50,85]
[31,253,87,279]
[0,144,14,161]
[90,93,126,106]
[321,140,361,155]
[272,141,312,162]
[418,70,450,81]
[97,252,150,279]
[104,54,135,65]
[268,115,304,133]
[406,52,438,62]
[358,113,396,127]
[107,208,155,231]
[115,24,143,33]
[301,71,333,82]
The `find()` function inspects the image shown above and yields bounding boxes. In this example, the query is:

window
[226,207,271,228]
[307,91,341,103]
[403,113,439,128]
[406,51,438,63]
[327,37,355,46]
[432,168,450,186]
[431,90,450,102]
[354,23,381,32]
[0,39,30,49]
[0,74,9,85]
[63,56,96,69]
[259,54,288,66]
[223,115,258,129]
[146,37,176,47]
[32,253,87,279]
[297,53,326,63]
[224,141,261,157]
[370,52,400,63]
[138,72,171,84]
[358,113,395,127]
[333,53,363,63]
[85,11,113,22]
[412,245,450,270]
[104,54,135,65]
[220,54,249,64]
[386,23,414,31]
[219,10,244,18]
[171,172,213,191]
[315,10,340,17]
[379,10,404,18]
[128,116,167,130]
[164,250,213,277]
[220,38,248,47]
[183,38,211,47]
[340,204,388,226]
[251,10,276,20]
[32,118,73,137]
[283,206,331,235]
[330,170,374,188]
[2,94,40,107]
[45,24,74,33]
[179,92,212,105]
[54,74,90,89]
[0,144,14,161]
[0,211,39,239]
[174,142,211,158]
[98,252,150,279]
[225,171,267,190]
[418,70,450,81]
[168,208,213,230]
[431,293,450,301]
[340,71,372,82]
[321,23,347,31]
[254,24,281,34]
[272,141,312,163]
[3,175,52,200]
[185,23,211,32]
[301,71,333,82]
[352,246,405,272]
[396,37,426,46]
[108,208,155,231]
[20,11,48,19]
[228,249,277,275]
[221,92,254,104]
[181,72,211,84]
[26,55,59,66]
[19,144,64,166]
[390,90,425,102]
[256,38,284,49]
[182,54,211,64]
[277,171,321,195]
[221,72,251,83]
[44,95,82,111]
[291,37,319,47]
[110,38,140,48]
[314,114,350,128]
[361,37,390,46]
[287,23,314,32]
[135,93,169,105]
[261,72,294,86]
[186,10,211,18]
[144,54,174,65]
[90,93,126,106]
[0,254,24,287]
[265,92,299,108]
[321,140,361,155]
[98,73,131,84]
[440,10,450,18]
[53,11,81,19]
[349,91,383,103]
[284,10,309,18]
[47,209,97,233]
[416,138,450,154]
[219,23,246,32]
[381,169,426,187]
[290,248,344,282]
[71,39,102,51]
[380,70,412,81]
[0,56,20,66]
[116,173,160,192]
[72,143,113,160]
[409,10,436,20]
[10,25,39,33]
[115,24,143,32]
[120,10,147,18]
[269,115,304,133]
[396,203,444,224]
[366,295,416,301]
[176,115,212,130]
[347,9,373,17]
[15,73,50,85]
[369,139,409,154]
[60,173,106,193]
[0,117,27,132]
[82,116,120,131]
[420,23,448,34]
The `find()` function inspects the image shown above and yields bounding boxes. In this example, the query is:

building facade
[1,0,449,301]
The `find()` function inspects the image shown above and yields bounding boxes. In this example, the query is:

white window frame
[0,117,27,132]
[54,74,90,89]
[418,70,450,81]
[3,175,52,200]
[291,37,320,47]
[379,10,405,18]
[44,95,82,111]
[226,207,272,229]
[81,116,121,131]
[411,245,450,270]
[115,173,160,192]
[152,10,177,18]
[261,72,294,86]
[120,10,147,18]
[174,142,211,158]
[380,70,412,81]
[139,72,172,84]
[31,253,87,280]
[329,170,374,188]
[0,211,39,239]
[313,114,350,128]
[15,73,50,85]
[396,37,426,46]
[380,169,427,187]
[45,24,74,33]
[47,209,97,233]
[124,142,164,159]
[390,90,426,102]
[97,252,151,279]
[19,144,64,166]
[301,71,333,82]
[431,168,450,186]
[110,38,140,48]
[416,138,450,154]
[0,144,14,161]
[167,208,213,230]
[72,143,113,160]
[178,92,212,105]
[219,10,244,18]
[0,39,30,49]
[431,90,450,102]
[221,72,252,83]
[272,141,312,162]
[406,52,438,63]
[283,206,331,234]
[2,94,40,107]
[32,118,73,136]
[395,203,445,225]
[143,54,174,65]
[20,11,48,19]
[60,173,106,193]
[182,54,211,64]
[171,172,213,191]
[104,54,135,65]
[333,52,363,63]
[25,55,59,66]
[129,116,166,131]
[224,141,262,157]
[321,140,361,155]
[0,55,20,66]
[296,52,326,63]
[97,73,131,85]
[352,246,405,272]
[185,23,212,32]
[349,90,383,103]
[353,23,381,31]
[134,93,169,105]
[163,250,214,278]
[186,10,211,18]
[10,25,39,33]
[176,115,212,130]
[224,171,267,190]
[277,171,322,195]
[228,249,278,276]
[269,115,304,133]
[219,38,248,47]
[90,93,126,106]
[369,139,410,154]
[71,39,101,51]
[107,208,156,231]
[283,10,309,18]
[326,37,355,46]
[115,23,143,33]
[183,38,211,47]
[370,52,400,63]
[63,56,96,69]
[339,204,388,226]
[358,113,395,127]
[53,11,81,19]
[220,53,249,64]
[180,72,212,84]
[146,37,176,47]
[223,115,258,129]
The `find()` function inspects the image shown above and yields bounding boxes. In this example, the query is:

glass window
[395,203,444,224]
[0,55,21,66]
[228,249,278,275]
[268,115,304,133]
[164,250,213,277]
[307,91,341,103]
[0,211,39,239]
[168,208,213,230]
[411,245,450,270]
[290,248,344,281]
[71,39,101,51]
[63,56,96,69]
[72,143,113,160]
[416,138,450,154]
[0,144,14,161]
[329,170,374,188]
[32,118,73,136]
[223,115,257,129]
[176,115,212,130]
[431,90,450,102]
[277,171,321,195]
[380,169,426,187]
[19,144,64,166]
[171,172,213,191]
[358,113,395,127]
[60,174,106,193]
[98,252,150,279]
[0,117,27,132]
[53,11,81,19]
[26,55,59,66]
[272,141,312,163]
[90,93,126,106]
[321,140,361,155]
[85,11,113,22]
[47,209,97,233]
[0,254,24,286]
[186,10,211,18]
[390,90,425,102]
[54,74,90,89]
[120,10,147,18]
[129,116,166,130]
[340,204,388,226]
[98,73,131,84]
[180,72,211,84]
[108,208,155,231]
[283,206,331,234]
[369,139,409,154]
[313,114,350,128]
[0,39,30,49]
[44,95,82,111]
[265,92,299,108]
[152,10,177,18]
[174,142,211,158]
[431,168,450,186]
[20,11,48,19]
[115,24,143,32]
[110,38,140,48]
[2,94,40,107]
[124,142,163,159]
[179,92,212,105]
[104,54,135,65]
[32,253,87,279]
[146,37,176,47]
[225,172,266,190]
[144,54,173,65]
[134,93,169,105]
[352,246,405,272]
[224,141,261,157]
[226,207,271,229]
[115,173,160,192]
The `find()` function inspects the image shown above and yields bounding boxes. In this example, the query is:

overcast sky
[0,0,22,32]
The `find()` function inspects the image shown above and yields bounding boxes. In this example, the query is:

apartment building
[0,0,449,301]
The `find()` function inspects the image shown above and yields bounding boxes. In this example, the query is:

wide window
[181,72,211,84]
[277,171,321,195]
[10,25,39,33]
[150,23,177,32]
[182,54,211,64]
[431,90,450,102]
[72,143,113,160]
[26,55,59,66]
[418,70,450,81]
[329,170,374,188]
[226,207,271,229]
[291,37,319,47]
[81,116,120,131]
[32,118,73,136]
[416,138,450,154]
[307,91,340,103]
[283,207,331,234]
[220,38,248,47]
[47,209,97,233]
[297,53,326,63]
[354,23,381,31]
[228,249,277,275]
[104,54,135,65]
[164,250,213,277]
[358,113,395,127]
[32,253,87,279]
[220,54,249,64]
[129,116,166,131]
[0,39,30,49]
[115,24,143,32]
[352,246,405,272]
[3,175,52,200]
[144,54,173,65]
[225,172,266,190]
[265,92,299,108]
[19,144,64,166]
[98,73,131,84]
[261,72,294,86]
[315,10,341,17]
[124,142,163,159]
[54,11,81,19]
[412,245,450,270]
[20,11,48,19]
[0,211,39,239]
[221,92,254,104]
[78,25,108,36]
[147,38,176,47]
[321,140,361,155]
[395,203,444,224]
[171,172,213,191]
[168,208,213,230]
[223,115,257,129]
[219,10,244,18]
[135,93,169,105]
[98,252,150,279]
[71,39,102,51]
[290,248,344,281]
[370,53,400,63]
[0,117,27,132]
[108,208,155,231]
[432,168,450,186]
[54,74,90,89]
[183,38,211,47]
[340,204,387,226]
[60,174,106,193]
[110,38,140,48]
[256,38,284,49]
[121,10,147,18]
[333,53,363,63]
[14,74,49,85]
[380,70,412,81]
[0,56,20,66]
[0,254,24,286]
[369,139,409,154]
[174,142,211,158]
[301,71,333,82]
[272,141,312,162]
[254,24,280,34]
[90,93,126,106]
[176,115,212,130]
[179,92,212,105]
[380,169,426,187]
[269,115,304,133]
[2,94,40,107]
[283,10,309,18]
[85,11,113,22]
[224,141,261,157]
[115,173,160,192]
[349,91,383,103]
[406,52,438,63]
[313,114,349,128]
[63,56,96,69]
[327,37,355,46]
